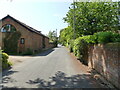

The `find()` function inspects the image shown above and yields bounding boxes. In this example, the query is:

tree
[59,26,73,46]
[60,2,119,46]
[63,2,119,37]
[48,30,58,47]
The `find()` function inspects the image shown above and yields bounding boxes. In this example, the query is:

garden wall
[48,43,56,48]
[0,21,1,49]
[88,43,120,89]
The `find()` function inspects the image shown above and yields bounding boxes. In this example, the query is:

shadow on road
[26,71,104,88]
[2,69,18,84]
[9,48,55,57]
[35,48,54,56]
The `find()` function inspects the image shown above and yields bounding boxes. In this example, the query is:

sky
[0,0,73,36]
[0,0,119,36]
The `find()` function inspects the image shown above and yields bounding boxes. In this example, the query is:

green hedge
[72,37,88,65]
[21,48,33,55]
[69,31,120,65]
[0,50,12,70]
[94,32,120,44]
[69,39,74,52]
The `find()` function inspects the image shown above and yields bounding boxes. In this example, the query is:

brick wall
[0,32,2,48]
[45,37,50,49]
[88,43,120,89]
[48,43,55,48]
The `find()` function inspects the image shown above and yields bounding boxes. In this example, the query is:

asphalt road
[2,46,107,88]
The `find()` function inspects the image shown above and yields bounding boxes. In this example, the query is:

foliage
[59,26,74,46]
[2,52,9,60]
[63,2,119,37]
[69,39,74,52]
[59,1,119,65]
[60,2,119,44]
[93,32,120,44]
[48,30,58,47]
[0,50,12,70]
[3,31,21,54]
[71,32,120,65]
[73,37,88,59]
[72,37,88,65]
[21,48,33,55]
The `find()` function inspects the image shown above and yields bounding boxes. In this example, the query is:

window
[20,38,25,44]
[0,24,16,32]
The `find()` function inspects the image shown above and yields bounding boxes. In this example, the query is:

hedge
[0,50,12,70]
[69,31,120,65]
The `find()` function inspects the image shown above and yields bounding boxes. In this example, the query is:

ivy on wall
[3,31,21,54]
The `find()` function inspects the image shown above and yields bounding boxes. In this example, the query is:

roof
[1,15,49,39]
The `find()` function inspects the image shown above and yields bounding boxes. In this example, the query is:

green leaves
[48,30,58,47]
[59,26,73,46]
[60,1,119,52]
[63,2,119,37]
[1,52,12,70]
[48,30,57,42]
[94,32,120,44]
[4,31,21,54]
[69,31,120,62]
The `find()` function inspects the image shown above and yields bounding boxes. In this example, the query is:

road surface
[2,46,107,88]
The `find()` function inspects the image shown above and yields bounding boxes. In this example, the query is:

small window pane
[20,38,25,44]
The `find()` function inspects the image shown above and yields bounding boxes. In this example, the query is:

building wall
[88,43,120,89]
[1,17,45,53]
[48,43,55,48]
[0,32,2,49]
[45,37,50,49]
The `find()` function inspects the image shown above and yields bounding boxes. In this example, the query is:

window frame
[20,38,25,44]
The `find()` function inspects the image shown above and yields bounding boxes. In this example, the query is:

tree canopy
[48,30,58,47]
[60,2,119,45]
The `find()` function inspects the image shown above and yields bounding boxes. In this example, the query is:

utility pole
[56,29,58,47]
[56,29,57,37]
[73,0,76,39]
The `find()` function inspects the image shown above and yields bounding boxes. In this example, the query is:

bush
[21,48,33,55]
[72,31,120,65]
[94,32,120,44]
[1,50,12,70]
[111,33,120,42]
[94,32,113,44]
[73,37,88,60]
[2,53,9,61]
[69,39,74,52]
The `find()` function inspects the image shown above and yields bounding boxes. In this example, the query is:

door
[19,38,25,53]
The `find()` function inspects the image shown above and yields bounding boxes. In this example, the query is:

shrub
[111,33,120,42]
[73,35,95,60]
[21,48,33,55]
[72,31,120,65]
[93,32,120,44]
[2,53,9,61]
[70,31,120,65]
[69,39,74,52]
[79,35,97,44]
[73,37,88,60]
[94,32,113,44]
[1,50,12,70]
